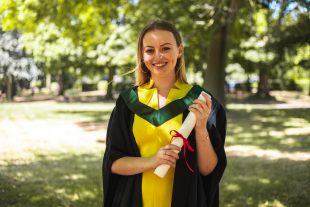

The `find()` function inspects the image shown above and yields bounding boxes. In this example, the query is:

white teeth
[154,63,166,67]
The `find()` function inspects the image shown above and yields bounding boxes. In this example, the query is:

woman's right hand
[111,144,181,175]
[150,144,181,168]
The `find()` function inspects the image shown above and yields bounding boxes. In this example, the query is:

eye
[162,47,171,52]
[144,48,154,54]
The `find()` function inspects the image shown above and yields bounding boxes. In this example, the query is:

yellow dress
[132,80,192,207]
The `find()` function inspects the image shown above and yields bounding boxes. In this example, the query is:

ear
[177,44,184,58]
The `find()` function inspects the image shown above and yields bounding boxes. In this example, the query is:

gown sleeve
[203,99,227,207]
[171,95,227,207]
[102,95,142,207]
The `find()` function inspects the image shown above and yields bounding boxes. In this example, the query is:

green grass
[0,101,109,207]
[220,103,310,207]
[0,151,103,207]
[222,156,309,207]
[226,105,310,152]
[0,101,309,207]
[0,102,114,122]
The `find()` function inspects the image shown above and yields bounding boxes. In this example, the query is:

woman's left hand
[188,93,212,130]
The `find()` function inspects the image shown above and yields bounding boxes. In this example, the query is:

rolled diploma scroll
[154,91,210,178]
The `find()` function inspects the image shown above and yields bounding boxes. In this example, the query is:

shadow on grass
[227,108,310,152]
[1,153,309,207]
[0,153,103,207]
[221,156,310,207]
[223,106,310,206]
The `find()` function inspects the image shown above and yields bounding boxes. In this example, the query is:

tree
[0,0,131,97]
[253,1,309,97]
[87,25,135,99]
[20,22,84,95]
[229,0,309,98]
[0,28,39,101]
[203,0,241,106]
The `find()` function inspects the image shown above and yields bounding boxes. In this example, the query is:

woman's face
[142,30,182,80]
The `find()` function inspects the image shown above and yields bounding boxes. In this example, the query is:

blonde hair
[135,20,187,86]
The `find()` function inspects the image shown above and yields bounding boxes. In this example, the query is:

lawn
[222,104,310,207]
[0,97,309,207]
[0,101,114,207]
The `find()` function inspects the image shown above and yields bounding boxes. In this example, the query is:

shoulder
[120,86,137,98]
[118,86,138,107]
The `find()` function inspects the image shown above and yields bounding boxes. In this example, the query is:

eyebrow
[144,43,173,48]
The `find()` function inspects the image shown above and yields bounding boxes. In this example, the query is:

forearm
[195,127,218,176]
[111,156,154,176]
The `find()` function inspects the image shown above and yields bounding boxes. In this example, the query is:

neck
[152,75,176,97]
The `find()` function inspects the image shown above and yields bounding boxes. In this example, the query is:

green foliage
[0,0,134,95]
[88,25,135,70]
[229,1,309,94]
[0,29,39,79]
[20,23,78,71]
[0,0,309,96]
[0,0,121,46]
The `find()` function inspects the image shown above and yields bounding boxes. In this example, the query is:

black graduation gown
[102,86,227,207]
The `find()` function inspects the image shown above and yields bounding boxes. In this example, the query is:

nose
[154,50,163,61]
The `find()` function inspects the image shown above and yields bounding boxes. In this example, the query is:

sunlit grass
[0,101,115,122]
[226,104,310,152]
[221,103,310,207]
[221,156,309,207]
[0,101,108,207]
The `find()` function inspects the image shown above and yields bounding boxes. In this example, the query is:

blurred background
[0,0,309,207]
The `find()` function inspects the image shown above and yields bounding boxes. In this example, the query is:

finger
[188,106,200,116]
[189,105,209,121]
[193,98,211,110]
[162,154,178,165]
[193,99,207,106]
[193,100,208,112]
[165,150,179,160]
[164,144,181,151]
[189,107,202,120]
[195,94,211,109]
[202,92,211,101]
[193,95,212,114]
[189,104,204,114]
[202,93,212,109]
[163,159,176,166]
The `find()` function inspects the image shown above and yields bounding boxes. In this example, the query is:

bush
[286,79,302,91]
[270,80,283,90]
[82,83,97,91]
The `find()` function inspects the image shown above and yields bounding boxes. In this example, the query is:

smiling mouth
[153,62,167,67]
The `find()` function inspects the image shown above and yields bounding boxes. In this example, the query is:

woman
[102,20,227,207]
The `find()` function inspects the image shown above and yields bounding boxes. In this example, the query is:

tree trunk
[57,70,65,96]
[257,68,270,98]
[205,25,227,106]
[246,75,252,92]
[46,73,52,93]
[5,74,14,101]
[204,0,238,107]
[308,77,310,96]
[105,67,115,100]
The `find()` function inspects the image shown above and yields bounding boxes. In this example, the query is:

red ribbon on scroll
[170,130,194,172]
